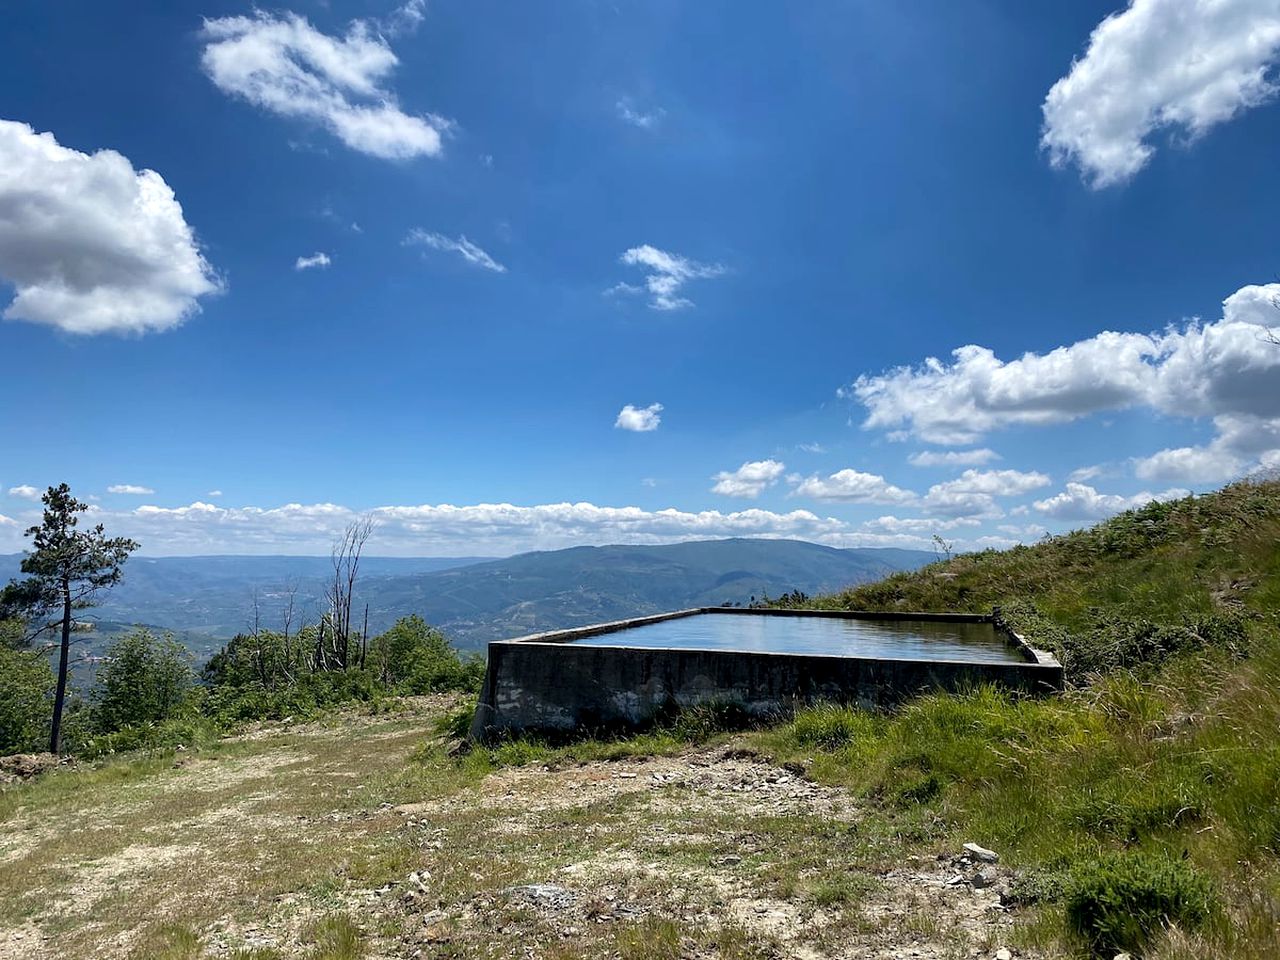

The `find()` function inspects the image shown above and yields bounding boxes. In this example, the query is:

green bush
[1064,851,1219,954]
[93,630,194,734]
[0,646,54,753]
[368,615,484,694]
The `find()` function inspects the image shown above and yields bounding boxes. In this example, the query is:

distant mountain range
[0,539,934,657]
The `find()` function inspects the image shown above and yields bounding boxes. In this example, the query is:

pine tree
[0,484,138,754]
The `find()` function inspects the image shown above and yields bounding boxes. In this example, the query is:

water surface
[565,613,1022,663]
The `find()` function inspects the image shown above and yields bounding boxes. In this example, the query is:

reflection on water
[567,613,1022,664]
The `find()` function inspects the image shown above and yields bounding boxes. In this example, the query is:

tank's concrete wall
[469,608,1064,742]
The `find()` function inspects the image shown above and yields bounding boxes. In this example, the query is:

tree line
[1,485,482,758]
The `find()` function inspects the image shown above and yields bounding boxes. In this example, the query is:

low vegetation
[0,487,483,759]
[3,477,1279,958]
[752,475,1280,957]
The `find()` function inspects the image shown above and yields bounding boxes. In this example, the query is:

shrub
[0,646,54,753]
[368,615,483,694]
[1064,851,1219,955]
[93,630,194,734]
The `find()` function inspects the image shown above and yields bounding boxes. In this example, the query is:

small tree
[0,484,138,754]
[93,630,192,733]
[0,647,55,754]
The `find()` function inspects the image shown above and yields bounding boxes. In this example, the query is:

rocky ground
[0,701,1052,959]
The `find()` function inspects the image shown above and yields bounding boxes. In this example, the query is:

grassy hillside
[756,476,1280,957]
[812,477,1280,680]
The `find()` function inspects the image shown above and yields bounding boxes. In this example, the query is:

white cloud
[1042,0,1280,188]
[928,469,1051,498]
[1032,482,1189,521]
[0,514,15,527]
[379,0,426,37]
[207,490,224,498]
[1133,411,1280,483]
[862,515,981,534]
[7,485,40,500]
[797,442,827,454]
[908,448,1000,468]
[640,478,659,488]
[0,120,221,336]
[848,282,1280,475]
[615,403,663,432]
[616,97,666,130]
[200,11,447,160]
[107,484,155,496]
[612,245,724,311]
[790,469,916,505]
[404,230,506,273]
[1132,444,1244,485]
[1068,464,1106,482]
[295,252,331,271]
[711,460,787,499]
[0,498,865,557]
[920,469,1051,519]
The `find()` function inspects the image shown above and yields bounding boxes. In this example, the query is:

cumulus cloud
[862,515,981,534]
[615,403,663,432]
[790,469,916,505]
[610,245,724,311]
[1032,482,1189,521]
[1042,0,1280,187]
[7,485,40,500]
[295,252,331,271]
[848,282,1280,477]
[908,448,1000,468]
[404,230,505,273]
[711,460,787,499]
[200,10,447,160]
[616,97,666,130]
[0,120,221,336]
[920,469,1051,519]
[107,484,155,496]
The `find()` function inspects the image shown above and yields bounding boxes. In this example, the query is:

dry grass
[0,698,1048,960]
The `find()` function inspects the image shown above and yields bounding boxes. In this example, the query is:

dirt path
[378,746,1033,959]
[0,705,1041,960]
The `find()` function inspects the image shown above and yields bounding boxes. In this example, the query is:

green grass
[755,477,1280,956]
[816,476,1280,678]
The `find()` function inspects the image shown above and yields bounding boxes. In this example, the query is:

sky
[1,0,1279,557]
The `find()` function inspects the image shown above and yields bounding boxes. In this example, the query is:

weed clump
[1064,851,1219,955]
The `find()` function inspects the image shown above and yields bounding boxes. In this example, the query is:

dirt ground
[0,700,1044,960]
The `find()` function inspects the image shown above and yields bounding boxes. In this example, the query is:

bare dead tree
[248,587,269,686]
[275,577,298,682]
[360,602,370,669]
[324,517,375,669]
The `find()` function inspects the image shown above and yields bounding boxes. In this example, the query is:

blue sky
[2,0,1279,555]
